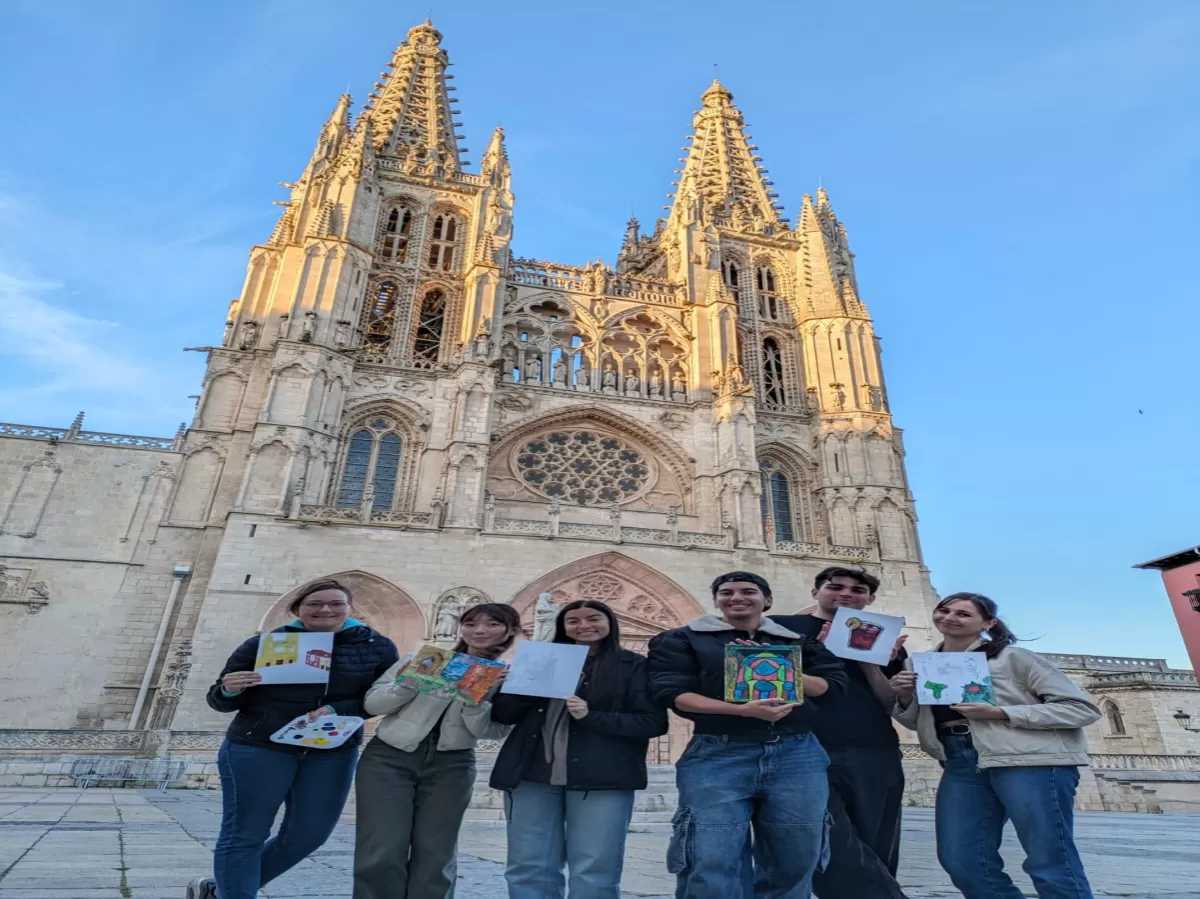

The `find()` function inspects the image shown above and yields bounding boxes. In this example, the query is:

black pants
[812,745,908,899]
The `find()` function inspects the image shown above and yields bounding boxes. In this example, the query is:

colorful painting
[723,644,803,704]
[911,652,994,705]
[396,644,508,704]
[255,631,334,684]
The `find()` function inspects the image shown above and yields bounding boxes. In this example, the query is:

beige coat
[364,657,510,753]
[893,643,1100,769]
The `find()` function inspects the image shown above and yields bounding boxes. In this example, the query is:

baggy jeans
[503,780,636,899]
[935,733,1094,899]
[352,735,477,899]
[214,740,357,899]
[669,732,831,899]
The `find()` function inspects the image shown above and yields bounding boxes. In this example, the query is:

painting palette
[269,714,364,749]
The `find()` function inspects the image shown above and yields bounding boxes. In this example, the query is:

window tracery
[762,337,787,409]
[412,289,446,365]
[756,265,783,321]
[361,281,399,354]
[758,455,813,543]
[427,215,459,271]
[380,206,415,263]
[514,430,652,505]
[723,259,741,304]
[336,416,407,510]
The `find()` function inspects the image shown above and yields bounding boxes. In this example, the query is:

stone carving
[552,358,569,386]
[658,409,688,431]
[238,321,259,351]
[431,588,490,641]
[533,592,559,642]
[602,363,618,394]
[671,372,687,402]
[500,345,517,381]
[524,354,541,384]
[624,371,641,396]
[301,312,316,342]
[148,640,193,730]
[334,320,351,346]
[276,314,290,339]
[649,370,664,398]
[434,605,460,639]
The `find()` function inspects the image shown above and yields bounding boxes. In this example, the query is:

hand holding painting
[221,670,262,693]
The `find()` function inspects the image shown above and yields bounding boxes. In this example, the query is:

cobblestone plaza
[0,789,1196,899]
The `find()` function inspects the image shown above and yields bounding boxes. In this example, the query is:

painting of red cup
[848,621,883,651]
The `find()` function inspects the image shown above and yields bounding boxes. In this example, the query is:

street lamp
[1172,710,1199,733]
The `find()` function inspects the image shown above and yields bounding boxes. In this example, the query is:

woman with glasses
[890,593,1100,899]
[186,580,399,899]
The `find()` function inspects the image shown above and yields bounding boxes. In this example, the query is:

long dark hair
[553,600,623,709]
[452,603,522,657]
[936,592,1017,660]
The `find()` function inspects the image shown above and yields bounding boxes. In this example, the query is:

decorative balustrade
[1089,753,1200,772]
[296,505,433,527]
[828,544,872,561]
[374,157,487,186]
[0,421,180,451]
[509,259,685,306]
[1042,654,1171,673]
[608,276,684,306]
[773,540,823,556]
[1084,671,1198,689]
[490,516,733,550]
[557,522,614,540]
[510,259,587,291]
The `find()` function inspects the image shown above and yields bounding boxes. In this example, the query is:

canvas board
[500,640,589,699]
[396,645,508,704]
[254,631,335,685]
[911,651,995,705]
[723,644,804,704]
[824,607,906,666]
[270,714,364,749]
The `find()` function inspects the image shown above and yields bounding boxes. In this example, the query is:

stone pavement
[0,788,1198,899]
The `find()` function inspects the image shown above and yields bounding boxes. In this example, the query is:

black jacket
[646,614,848,739]
[206,622,399,753]
[489,648,668,792]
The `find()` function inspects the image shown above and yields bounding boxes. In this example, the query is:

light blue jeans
[503,779,636,899]
[936,733,1094,899]
[669,732,830,899]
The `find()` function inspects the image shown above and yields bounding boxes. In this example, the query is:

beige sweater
[364,657,511,753]
[893,644,1100,769]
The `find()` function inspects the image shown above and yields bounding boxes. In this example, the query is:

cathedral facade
[3,21,939,758]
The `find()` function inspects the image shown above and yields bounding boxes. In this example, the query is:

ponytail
[937,592,1017,660]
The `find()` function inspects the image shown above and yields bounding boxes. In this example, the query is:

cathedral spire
[667,80,782,233]
[480,127,509,184]
[798,189,865,318]
[358,20,464,172]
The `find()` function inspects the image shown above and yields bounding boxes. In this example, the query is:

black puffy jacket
[206,621,399,753]
[647,614,847,739]
[489,648,668,792]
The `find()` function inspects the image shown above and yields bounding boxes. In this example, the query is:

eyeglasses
[300,601,350,611]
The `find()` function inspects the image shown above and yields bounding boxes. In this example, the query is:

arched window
[336,417,405,510]
[427,215,459,270]
[759,458,795,542]
[756,265,780,320]
[762,338,786,408]
[723,259,741,303]
[363,281,398,352]
[412,289,446,363]
[381,207,414,262]
[1105,701,1126,736]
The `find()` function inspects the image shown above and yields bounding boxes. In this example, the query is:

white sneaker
[185,877,215,899]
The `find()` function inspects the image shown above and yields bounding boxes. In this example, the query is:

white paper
[500,640,589,699]
[254,631,335,684]
[270,715,363,749]
[911,652,994,705]
[824,607,906,666]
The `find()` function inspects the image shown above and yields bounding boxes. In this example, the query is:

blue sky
[1,1,1196,666]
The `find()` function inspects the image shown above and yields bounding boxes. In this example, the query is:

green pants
[352,735,477,899]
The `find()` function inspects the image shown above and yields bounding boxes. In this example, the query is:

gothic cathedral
[0,21,939,755]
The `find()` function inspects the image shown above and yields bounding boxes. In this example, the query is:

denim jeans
[670,732,830,899]
[214,740,357,899]
[936,733,1094,899]
[503,780,636,899]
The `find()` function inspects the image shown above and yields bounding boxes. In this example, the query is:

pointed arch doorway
[510,552,705,763]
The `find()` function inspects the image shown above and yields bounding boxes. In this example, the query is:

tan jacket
[364,657,510,753]
[893,644,1100,769]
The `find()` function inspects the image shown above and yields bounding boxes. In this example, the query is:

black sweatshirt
[647,614,847,739]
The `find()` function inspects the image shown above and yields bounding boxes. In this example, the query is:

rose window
[514,430,652,504]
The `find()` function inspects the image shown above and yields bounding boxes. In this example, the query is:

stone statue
[834,387,846,410]
[727,355,746,391]
[501,346,516,381]
[592,296,609,321]
[601,363,618,394]
[552,358,568,386]
[533,592,559,642]
[671,372,686,401]
[238,321,258,351]
[334,320,350,346]
[301,313,316,342]
[524,354,541,384]
[276,315,290,339]
[434,604,461,639]
[222,319,236,347]
[625,372,641,395]
[649,370,664,398]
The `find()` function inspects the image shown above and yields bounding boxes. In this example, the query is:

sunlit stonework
[1,21,1196,805]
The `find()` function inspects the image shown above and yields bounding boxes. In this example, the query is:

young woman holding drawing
[490,600,668,899]
[187,580,399,899]
[353,602,521,899]
[890,593,1101,899]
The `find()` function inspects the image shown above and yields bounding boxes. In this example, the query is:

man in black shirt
[772,566,909,899]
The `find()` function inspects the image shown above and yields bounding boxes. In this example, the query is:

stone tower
[156,21,939,749]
